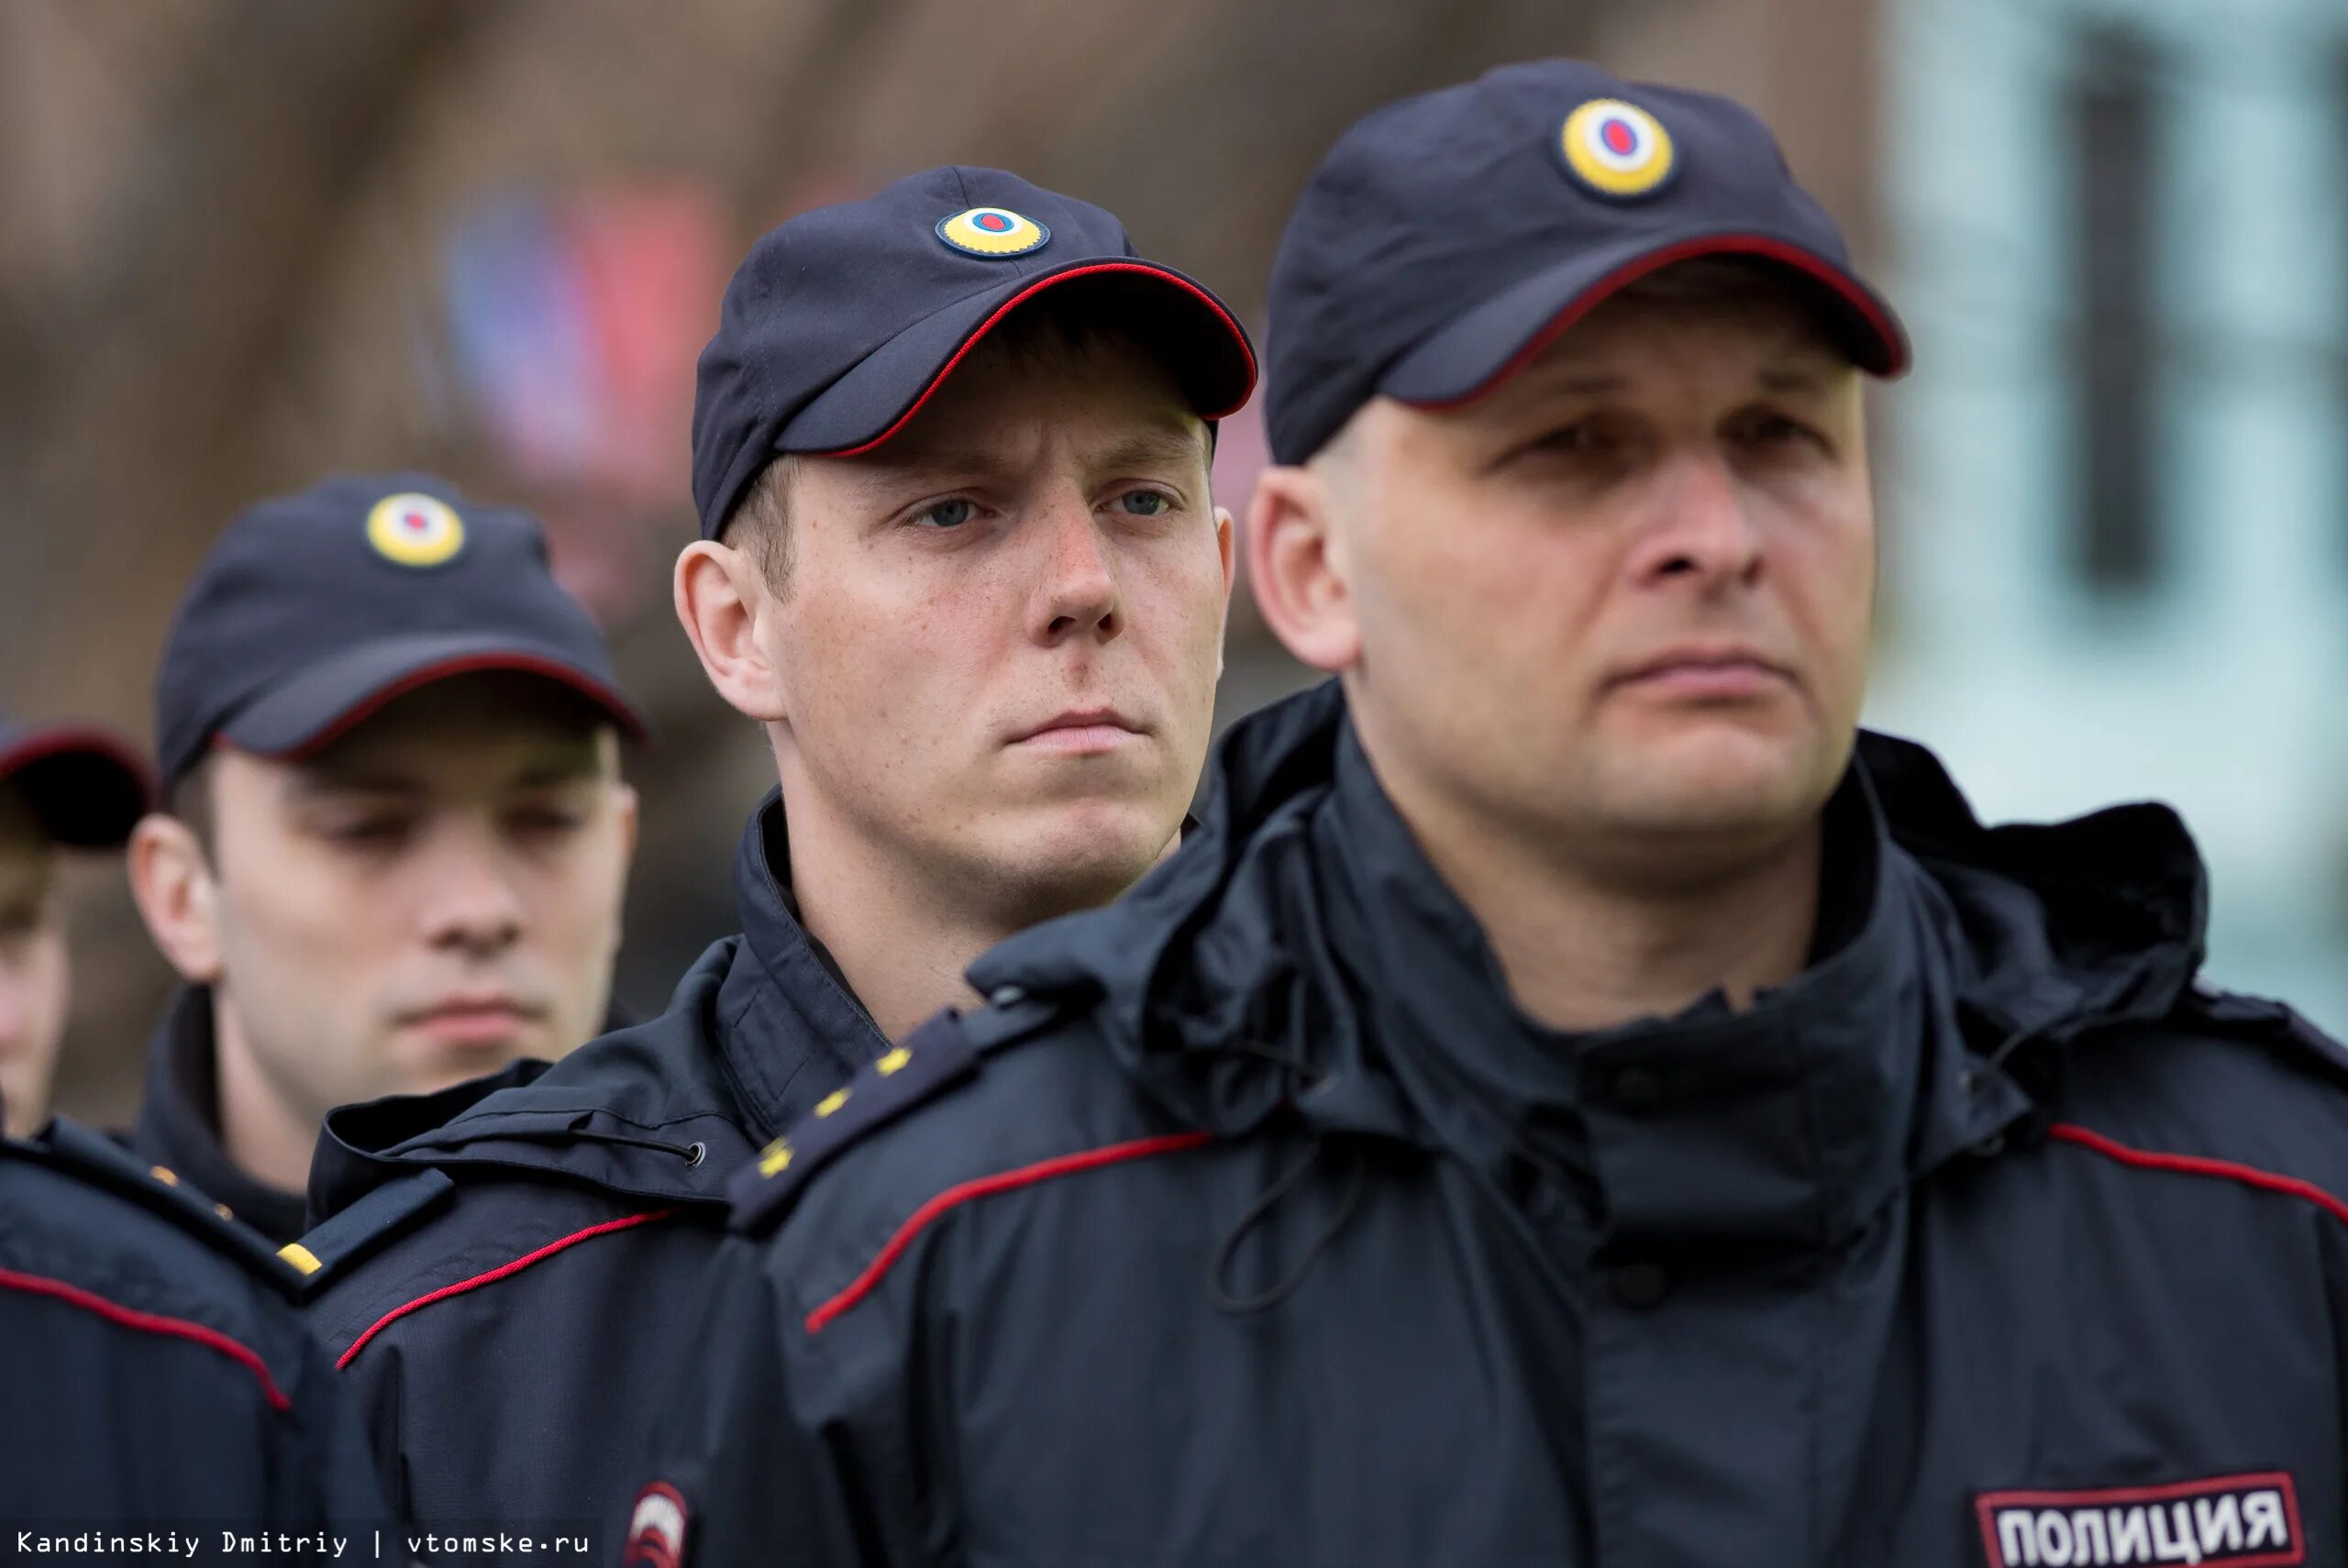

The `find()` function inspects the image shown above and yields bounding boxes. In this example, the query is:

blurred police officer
[0,717,149,1135]
[2,1119,388,1534]
[630,61,2348,1568]
[124,474,644,1246]
[295,170,1253,1541]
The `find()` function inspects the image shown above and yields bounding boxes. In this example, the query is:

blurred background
[4,0,2342,1122]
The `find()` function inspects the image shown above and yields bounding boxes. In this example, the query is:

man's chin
[1587,732,1838,836]
[961,799,1181,916]
[394,1038,537,1098]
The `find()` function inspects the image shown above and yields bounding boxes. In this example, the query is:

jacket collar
[127,987,309,1247]
[975,681,2208,1252]
[1314,722,2031,1249]
[309,791,890,1219]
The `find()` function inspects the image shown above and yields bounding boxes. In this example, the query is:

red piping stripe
[805,1131,1213,1333]
[0,1264,290,1411]
[1404,233,1911,414]
[817,263,1257,459]
[2047,1122,2348,1229]
[338,1206,678,1370]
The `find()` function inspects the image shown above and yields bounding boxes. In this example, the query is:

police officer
[295,169,1254,1543]
[123,474,646,1246]
[0,716,150,1135]
[2,1119,388,1534]
[628,61,2348,1568]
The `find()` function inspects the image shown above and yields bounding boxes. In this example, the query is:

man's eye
[1740,413,1822,449]
[1528,421,1609,457]
[912,498,980,529]
[324,818,408,847]
[508,808,585,835]
[1114,489,1172,518]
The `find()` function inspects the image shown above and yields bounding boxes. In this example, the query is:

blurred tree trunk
[0,0,474,714]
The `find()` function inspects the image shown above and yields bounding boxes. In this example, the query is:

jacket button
[1610,1263,1667,1308]
[1611,1069,1662,1113]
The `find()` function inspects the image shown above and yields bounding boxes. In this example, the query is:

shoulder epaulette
[726,994,1066,1236]
[727,1011,975,1234]
[279,1168,455,1292]
[9,1119,300,1290]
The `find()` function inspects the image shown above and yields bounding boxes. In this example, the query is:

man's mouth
[1008,706,1146,754]
[1610,646,1794,701]
[399,998,545,1049]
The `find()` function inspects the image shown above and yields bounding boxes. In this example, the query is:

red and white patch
[620,1481,689,1568]
[1977,1472,2302,1567]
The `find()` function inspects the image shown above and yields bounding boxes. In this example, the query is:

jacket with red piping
[627,679,2348,1568]
[294,791,888,1543]
[0,1116,390,1525]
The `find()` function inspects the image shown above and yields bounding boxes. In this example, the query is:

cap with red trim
[691,165,1259,539]
[0,720,152,848]
[154,474,648,788]
[1263,58,1910,465]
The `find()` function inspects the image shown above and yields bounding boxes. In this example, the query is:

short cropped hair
[167,757,216,859]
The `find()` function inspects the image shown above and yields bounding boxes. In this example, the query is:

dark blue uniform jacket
[296,795,886,1540]
[636,681,2348,1568]
[0,1117,387,1534]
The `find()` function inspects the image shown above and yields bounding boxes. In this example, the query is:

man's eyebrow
[855,446,1022,486]
[507,749,607,789]
[286,768,425,800]
[1505,365,1630,400]
[1093,424,1211,475]
[1755,359,1847,394]
[291,745,606,799]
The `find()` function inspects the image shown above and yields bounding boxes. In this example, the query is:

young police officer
[0,723,386,1532]
[296,169,1254,1540]
[4,1121,389,1534]
[125,475,645,1246]
[630,62,2348,1568]
[0,716,149,1135]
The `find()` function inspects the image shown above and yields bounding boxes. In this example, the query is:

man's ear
[612,781,641,867]
[127,813,225,985]
[674,541,789,723]
[1211,504,1237,679]
[1246,465,1362,674]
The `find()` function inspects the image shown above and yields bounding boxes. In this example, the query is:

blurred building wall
[1868,0,2348,1032]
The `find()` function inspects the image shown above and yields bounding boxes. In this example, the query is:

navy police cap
[154,474,648,788]
[0,720,151,848]
[1265,59,1909,465]
[692,166,1258,539]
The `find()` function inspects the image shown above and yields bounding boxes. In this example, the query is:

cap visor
[1382,229,1910,410]
[0,729,155,848]
[780,259,1258,458]
[215,633,650,762]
